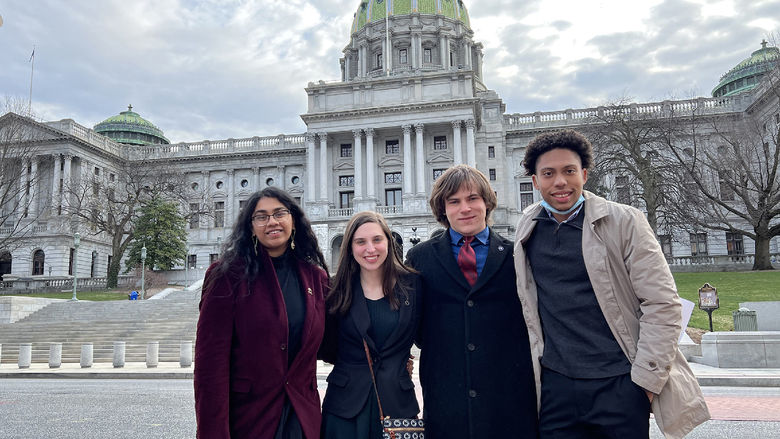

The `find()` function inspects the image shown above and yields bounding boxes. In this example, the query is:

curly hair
[428,164,497,228]
[326,211,415,316]
[207,187,327,289]
[522,130,593,176]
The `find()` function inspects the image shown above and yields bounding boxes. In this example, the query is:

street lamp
[70,232,80,301]
[410,227,421,246]
[184,246,189,288]
[141,244,147,300]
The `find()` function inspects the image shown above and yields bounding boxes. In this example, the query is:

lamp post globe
[141,245,147,300]
[70,232,80,301]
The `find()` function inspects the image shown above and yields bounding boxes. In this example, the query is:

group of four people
[194,130,709,439]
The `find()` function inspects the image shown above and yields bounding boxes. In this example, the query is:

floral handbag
[363,340,425,439]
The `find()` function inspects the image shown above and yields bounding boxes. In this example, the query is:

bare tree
[665,62,780,270]
[0,97,46,254]
[581,99,682,234]
[64,155,188,287]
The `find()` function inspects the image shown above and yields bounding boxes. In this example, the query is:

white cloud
[0,0,777,141]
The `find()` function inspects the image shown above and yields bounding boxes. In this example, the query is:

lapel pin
[498,245,505,252]
[307,287,313,295]
[405,300,410,306]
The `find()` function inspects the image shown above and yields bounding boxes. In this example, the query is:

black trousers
[539,367,651,439]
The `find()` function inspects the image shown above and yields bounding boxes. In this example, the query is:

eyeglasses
[251,209,291,225]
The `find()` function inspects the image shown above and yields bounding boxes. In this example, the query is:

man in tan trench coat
[514,130,709,439]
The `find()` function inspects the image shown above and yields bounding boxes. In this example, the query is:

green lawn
[674,271,780,331]
[9,290,133,301]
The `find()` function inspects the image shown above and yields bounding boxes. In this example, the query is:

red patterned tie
[458,236,477,286]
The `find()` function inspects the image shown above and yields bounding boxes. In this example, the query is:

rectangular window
[239,200,247,217]
[68,248,74,276]
[433,168,445,181]
[488,146,495,158]
[385,140,399,155]
[659,235,673,258]
[340,143,352,158]
[376,53,383,69]
[214,201,225,228]
[489,169,496,181]
[339,175,355,187]
[450,50,455,67]
[94,167,100,176]
[719,170,734,201]
[615,176,630,205]
[433,136,447,150]
[423,48,432,64]
[109,173,115,182]
[690,233,708,256]
[340,191,354,209]
[399,49,408,64]
[384,172,402,184]
[189,203,200,229]
[187,254,197,269]
[385,188,402,206]
[726,232,744,256]
[210,253,219,264]
[92,182,100,196]
[107,256,112,276]
[519,182,534,210]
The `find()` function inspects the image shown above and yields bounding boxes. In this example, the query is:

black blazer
[406,228,538,439]
[320,272,422,419]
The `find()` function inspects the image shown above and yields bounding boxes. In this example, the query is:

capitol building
[1,0,779,283]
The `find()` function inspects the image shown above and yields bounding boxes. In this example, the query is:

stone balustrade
[5,341,194,369]
[128,134,307,161]
[666,253,780,272]
[504,95,748,131]
[0,276,136,294]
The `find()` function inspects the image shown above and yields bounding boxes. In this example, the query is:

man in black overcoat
[406,165,539,439]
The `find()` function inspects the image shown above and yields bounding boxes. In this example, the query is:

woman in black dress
[319,211,421,439]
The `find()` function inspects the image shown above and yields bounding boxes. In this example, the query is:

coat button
[469,390,477,398]
[648,361,657,368]
[665,365,671,371]
[467,300,474,307]
[467,343,476,351]
[307,287,313,295]
[281,344,287,351]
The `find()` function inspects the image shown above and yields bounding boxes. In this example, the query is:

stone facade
[1,3,779,281]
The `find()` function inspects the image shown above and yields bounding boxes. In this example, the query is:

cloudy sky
[1,0,778,142]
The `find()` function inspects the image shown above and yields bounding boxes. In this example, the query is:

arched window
[32,250,45,276]
[331,235,344,272]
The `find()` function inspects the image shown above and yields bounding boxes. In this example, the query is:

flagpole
[28,46,35,116]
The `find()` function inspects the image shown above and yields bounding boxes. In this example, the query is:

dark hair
[522,129,593,176]
[205,187,327,291]
[428,164,497,228]
[326,211,414,316]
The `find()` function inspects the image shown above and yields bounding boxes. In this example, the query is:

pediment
[333,160,355,171]
[427,151,452,164]
[378,156,404,167]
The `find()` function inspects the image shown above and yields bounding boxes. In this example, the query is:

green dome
[712,41,780,98]
[94,105,170,146]
[351,0,470,35]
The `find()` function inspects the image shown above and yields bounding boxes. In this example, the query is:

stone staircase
[0,289,200,364]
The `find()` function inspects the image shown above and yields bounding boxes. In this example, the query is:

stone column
[49,342,62,368]
[62,154,73,212]
[465,42,473,67]
[465,119,476,168]
[353,129,363,200]
[51,154,61,215]
[415,124,425,194]
[20,159,30,217]
[278,165,286,190]
[253,166,261,192]
[80,343,93,368]
[318,133,328,201]
[146,341,159,368]
[113,341,126,368]
[452,121,463,165]
[201,170,210,198]
[306,133,316,202]
[28,156,39,217]
[402,125,413,196]
[18,343,31,368]
[180,341,193,368]
[365,128,376,200]
[440,34,447,68]
[226,169,234,226]
[345,55,351,81]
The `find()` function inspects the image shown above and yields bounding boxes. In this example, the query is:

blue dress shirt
[449,227,490,277]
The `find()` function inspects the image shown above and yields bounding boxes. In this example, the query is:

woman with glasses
[195,187,329,439]
[319,211,422,439]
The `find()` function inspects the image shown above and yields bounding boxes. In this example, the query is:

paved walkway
[3,360,780,422]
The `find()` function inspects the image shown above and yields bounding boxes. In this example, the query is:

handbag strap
[362,339,386,421]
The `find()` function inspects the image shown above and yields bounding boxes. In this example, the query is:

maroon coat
[194,252,328,439]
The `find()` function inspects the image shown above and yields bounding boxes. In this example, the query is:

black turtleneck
[271,250,306,364]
